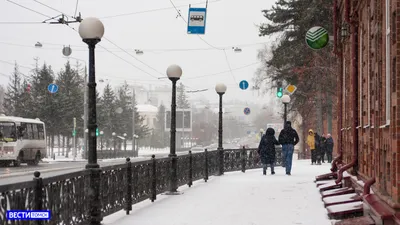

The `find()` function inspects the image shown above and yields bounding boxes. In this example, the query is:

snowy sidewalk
[103,160,333,225]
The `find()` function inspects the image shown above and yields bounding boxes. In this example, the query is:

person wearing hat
[278,121,299,175]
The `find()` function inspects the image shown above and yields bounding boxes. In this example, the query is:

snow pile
[103,160,333,225]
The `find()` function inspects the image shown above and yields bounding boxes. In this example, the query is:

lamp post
[78,17,104,225]
[215,83,227,176]
[281,94,291,126]
[123,133,127,151]
[166,64,183,194]
[100,131,104,151]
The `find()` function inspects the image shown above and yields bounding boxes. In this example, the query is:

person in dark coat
[325,134,334,163]
[257,128,280,175]
[278,121,299,175]
[314,132,322,165]
[320,134,327,163]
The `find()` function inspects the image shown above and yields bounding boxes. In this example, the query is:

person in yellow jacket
[306,129,317,165]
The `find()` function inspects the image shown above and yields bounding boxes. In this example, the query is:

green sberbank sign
[305,26,329,50]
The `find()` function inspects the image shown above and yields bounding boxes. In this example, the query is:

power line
[183,61,260,80]
[64,24,161,80]
[0,59,34,70]
[0,21,44,24]
[223,49,238,85]
[103,37,165,77]
[74,0,79,18]
[99,0,221,19]
[5,0,56,20]
[33,0,64,15]
[169,0,238,85]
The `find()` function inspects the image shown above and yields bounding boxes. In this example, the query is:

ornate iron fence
[0,147,282,225]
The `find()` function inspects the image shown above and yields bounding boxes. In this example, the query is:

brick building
[326,0,400,220]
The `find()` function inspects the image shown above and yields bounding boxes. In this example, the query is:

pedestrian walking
[257,128,279,175]
[325,133,334,163]
[278,121,299,175]
[306,129,317,164]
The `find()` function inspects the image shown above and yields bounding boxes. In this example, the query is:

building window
[385,0,391,125]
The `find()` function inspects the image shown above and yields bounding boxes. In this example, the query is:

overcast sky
[0,0,279,107]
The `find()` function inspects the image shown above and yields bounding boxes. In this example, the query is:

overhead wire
[168,0,238,86]
[33,0,64,15]
[99,0,222,19]
[102,37,165,77]
[2,0,247,94]
[5,0,57,20]
[74,0,79,18]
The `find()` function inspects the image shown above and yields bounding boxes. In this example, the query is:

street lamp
[78,17,104,225]
[281,94,291,125]
[100,131,104,151]
[215,83,227,176]
[123,133,127,151]
[166,64,183,194]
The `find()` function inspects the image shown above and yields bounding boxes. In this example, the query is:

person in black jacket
[320,134,327,163]
[257,128,279,175]
[278,121,299,175]
[314,132,322,165]
[325,134,334,163]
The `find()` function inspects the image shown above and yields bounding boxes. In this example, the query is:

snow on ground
[103,159,333,225]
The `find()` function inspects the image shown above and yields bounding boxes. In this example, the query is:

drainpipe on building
[330,0,343,172]
[335,0,358,184]
[363,177,376,196]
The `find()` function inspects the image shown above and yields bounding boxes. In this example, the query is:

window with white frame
[385,0,391,125]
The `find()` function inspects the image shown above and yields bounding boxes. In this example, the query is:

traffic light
[72,130,76,137]
[276,81,283,98]
[26,84,31,93]
[96,128,99,137]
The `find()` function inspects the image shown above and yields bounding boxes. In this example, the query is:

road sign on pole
[187,8,207,34]
[48,83,59,94]
[244,107,251,115]
[285,84,297,95]
[239,80,249,90]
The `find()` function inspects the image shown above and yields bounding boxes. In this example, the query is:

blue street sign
[187,8,207,35]
[244,107,251,115]
[239,80,249,90]
[247,131,251,134]
[48,83,58,93]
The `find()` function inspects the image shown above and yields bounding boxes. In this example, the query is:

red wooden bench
[323,193,362,207]
[363,194,395,225]
[333,215,375,225]
[321,187,355,198]
[319,181,343,192]
[326,201,364,220]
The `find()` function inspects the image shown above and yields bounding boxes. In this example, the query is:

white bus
[0,114,47,167]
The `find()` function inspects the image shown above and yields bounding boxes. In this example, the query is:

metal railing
[0,147,282,225]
